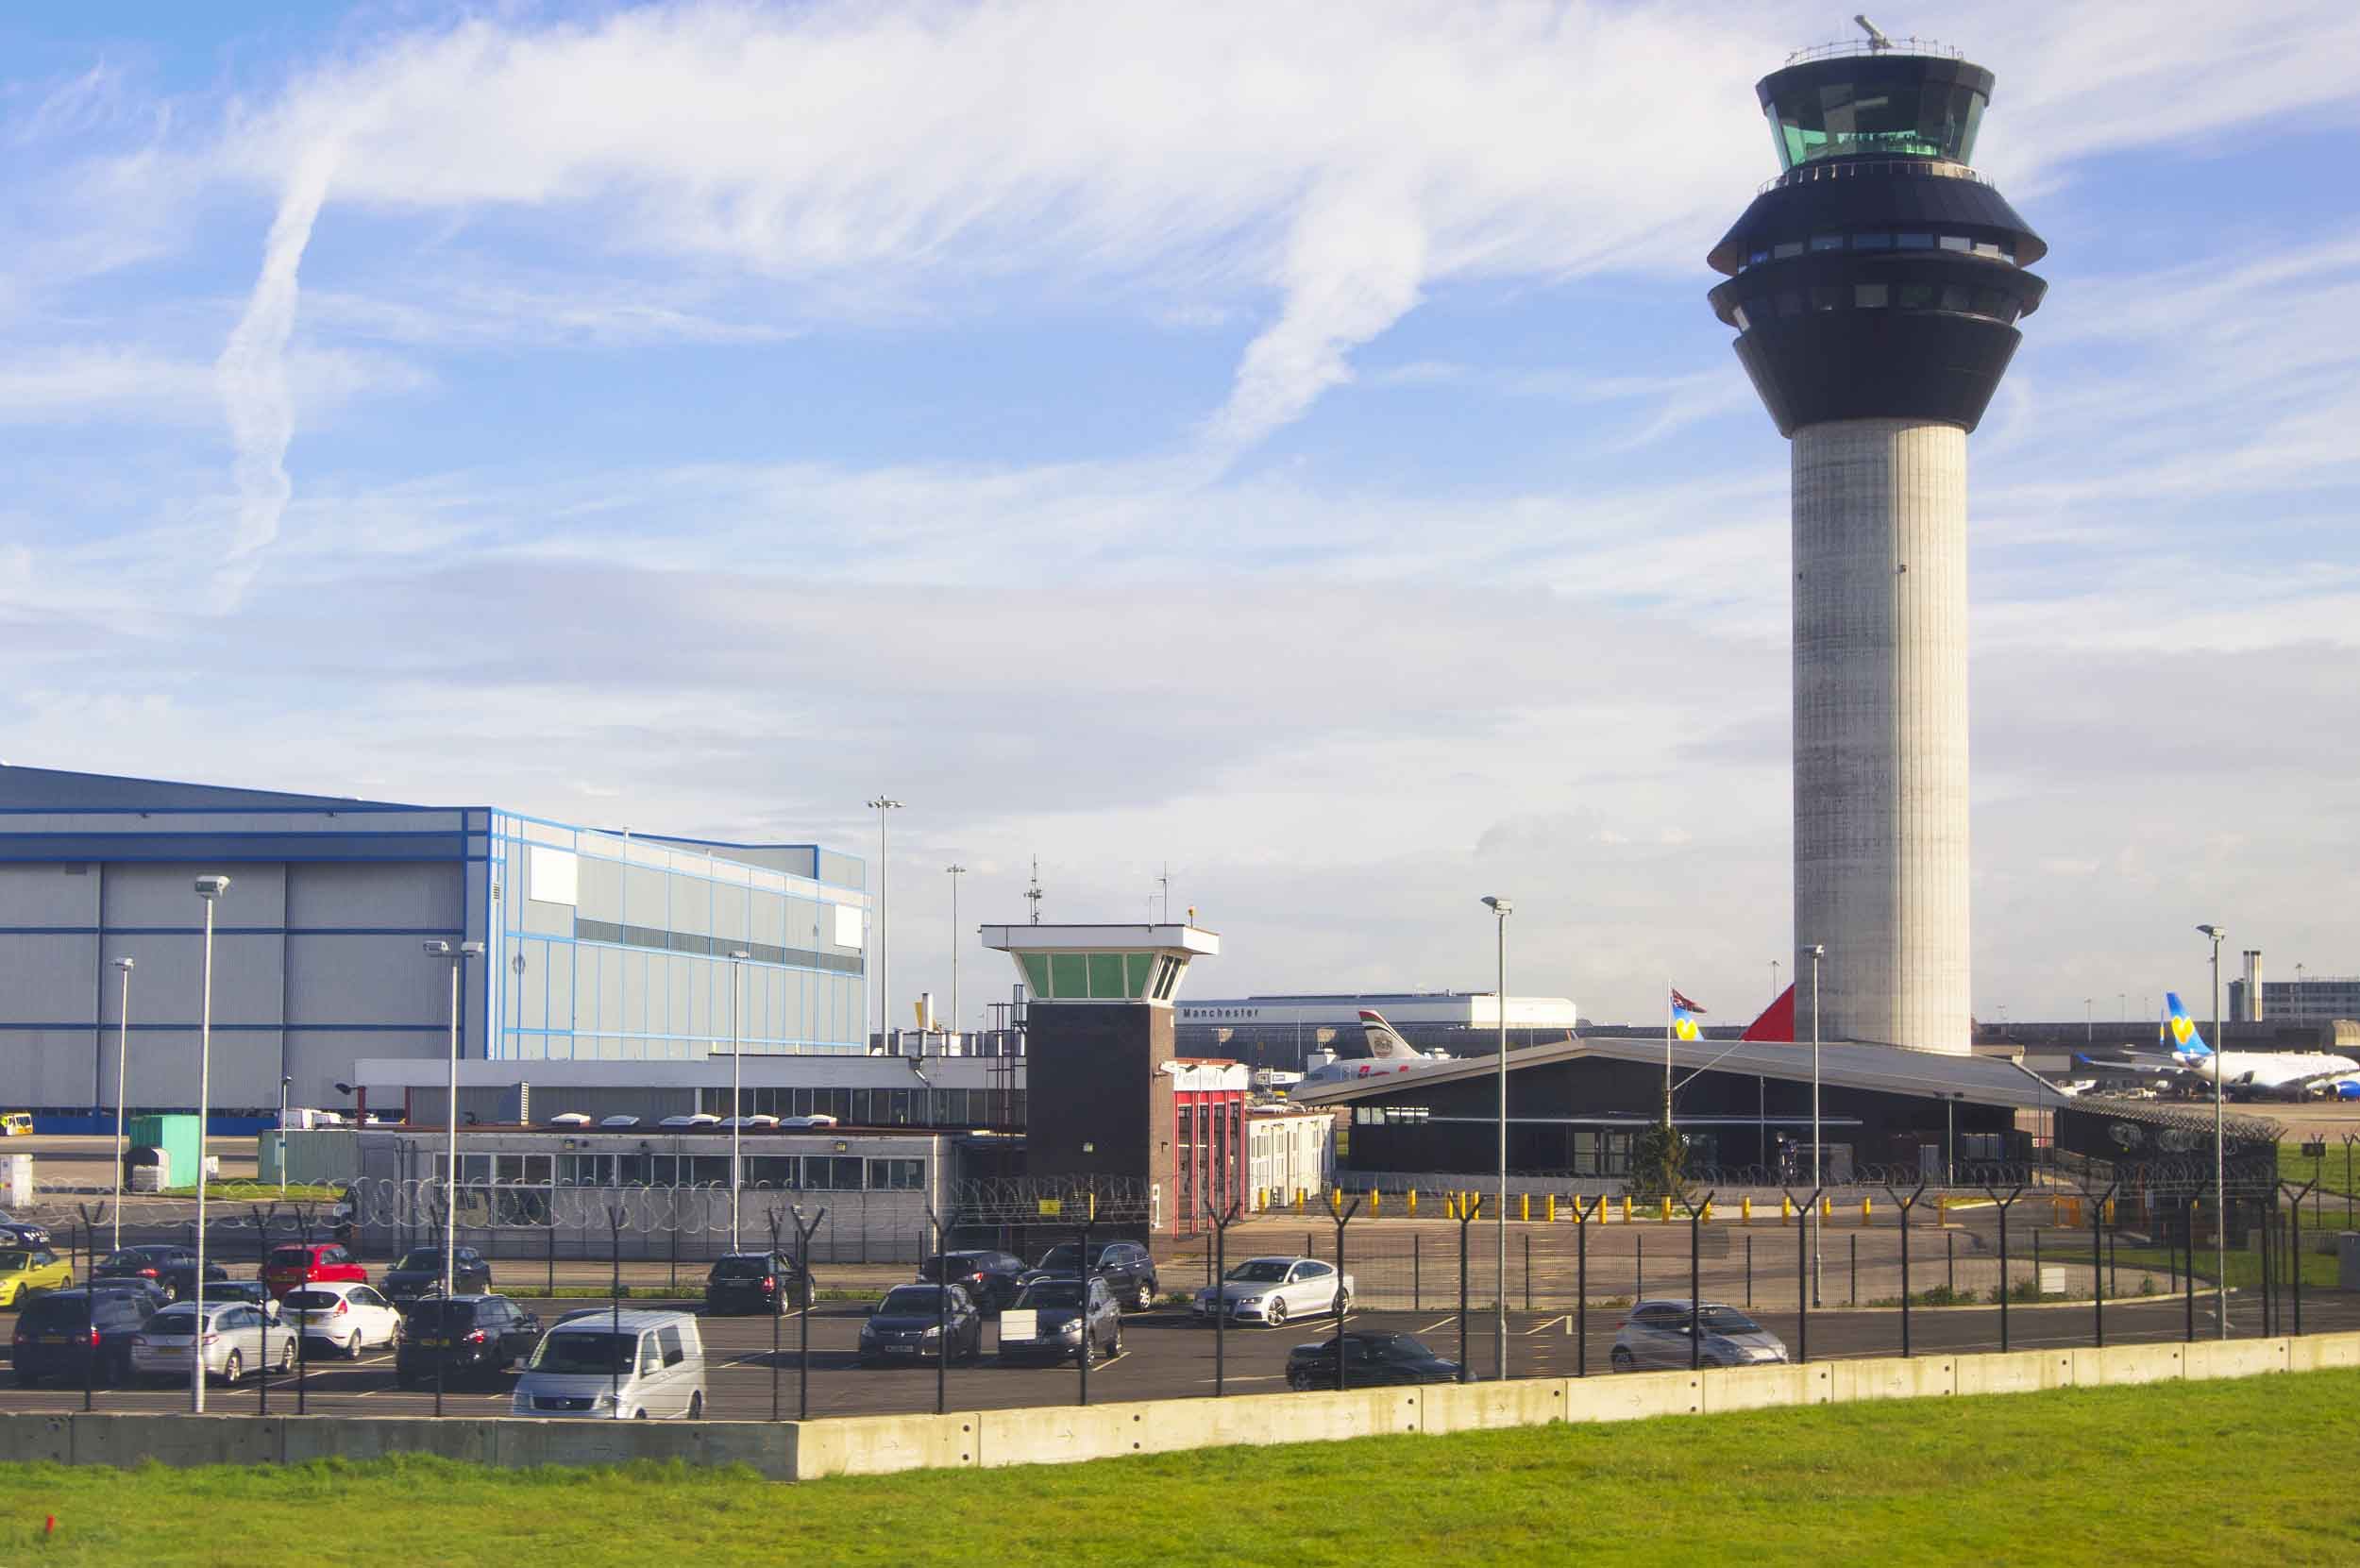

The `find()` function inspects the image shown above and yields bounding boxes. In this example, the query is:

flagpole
[1662,983,1674,1129]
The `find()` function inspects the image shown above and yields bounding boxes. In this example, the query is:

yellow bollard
[1780,1194,1793,1225]
[1821,1196,1832,1221]
[1519,1193,1530,1222]
[1861,1196,1872,1226]
[1620,1195,1632,1224]
[2102,1199,2116,1226]
[1545,1194,1558,1223]
[1294,1189,1305,1215]
[1408,1189,1418,1217]
[1370,1189,1381,1217]
[1742,1196,1753,1226]
[1701,1200,1713,1223]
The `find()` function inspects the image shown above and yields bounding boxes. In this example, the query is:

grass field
[2280,1140,2360,1203]
[5,1373,2358,1565]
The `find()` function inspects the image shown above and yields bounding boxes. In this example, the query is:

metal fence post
[793,1205,825,1421]
[2281,1178,2317,1338]
[1332,1196,1360,1391]
[1848,1232,1857,1307]
[1680,1192,1715,1371]
[1886,1181,1926,1357]
[1575,1195,1594,1378]
[1981,1183,2022,1353]
[1458,1195,1473,1383]
[1413,1233,1421,1312]
[1745,1233,1753,1309]
[2085,1181,2117,1349]
[1523,1233,1531,1313]
[2183,1198,2197,1343]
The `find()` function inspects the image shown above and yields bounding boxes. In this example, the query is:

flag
[1670,989,1707,1015]
[1670,988,1704,1041]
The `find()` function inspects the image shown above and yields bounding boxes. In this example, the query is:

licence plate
[885,1344,916,1355]
[39,1335,68,1344]
[416,1339,447,1348]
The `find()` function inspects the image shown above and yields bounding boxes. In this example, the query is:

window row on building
[498,935,867,1058]
[1740,230,2017,271]
[1015,950,1187,1003]
[694,1085,1024,1128]
[432,1150,925,1191]
[1729,279,2024,330]
[570,918,864,974]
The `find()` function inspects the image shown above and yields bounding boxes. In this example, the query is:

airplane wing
[2075,1053,2184,1076]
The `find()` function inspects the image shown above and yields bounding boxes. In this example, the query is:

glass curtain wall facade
[486,812,868,1060]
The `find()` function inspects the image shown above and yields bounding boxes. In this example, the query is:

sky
[3,1,2356,1034]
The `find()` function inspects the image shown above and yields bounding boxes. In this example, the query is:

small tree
[1624,1121,1692,1202]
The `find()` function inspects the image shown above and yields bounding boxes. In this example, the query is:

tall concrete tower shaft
[1707,42,2048,1054]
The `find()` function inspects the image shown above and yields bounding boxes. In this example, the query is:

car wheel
[220,1350,243,1385]
[1333,1291,1350,1317]
[1266,1298,1289,1326]
[1108,1327,1122,1358]
[345,1332,363,1360]
[633,1408,649,1420]
[688,1391,704,1420]
[1610,1347,1636,1373]
[1132,1282,1154,1311]
[278,1341,294,1374]
[164,1284,182,1304]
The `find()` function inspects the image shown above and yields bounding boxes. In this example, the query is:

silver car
[130,1301,294,1385]
[1610,1299,1788,1371]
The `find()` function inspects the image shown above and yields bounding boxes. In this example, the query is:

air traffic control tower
[1707,33,2048,1054]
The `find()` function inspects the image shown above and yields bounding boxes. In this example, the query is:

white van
[511,1308,707,1420]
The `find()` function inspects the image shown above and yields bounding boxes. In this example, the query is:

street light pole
[945,865,967,1040]
[425,939,485,1301]
[192,874,230,1413]
[1802,943,1824,1307]
[2198,923,2227,1338]
[1480,896,1512,1382]
[111,957,133,1254]
[867,799,902,1053]
[728,949,750,1250]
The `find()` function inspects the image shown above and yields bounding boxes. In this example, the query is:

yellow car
[0,1246,72,1307]
[0,1112,32,1137]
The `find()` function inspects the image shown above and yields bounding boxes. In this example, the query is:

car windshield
[1036,1244,1104,1271]
[101,1250,161,1269]
[877,1288,942,1315]
[1698,1308,1762,1335]
[0,1251,28,1272]
[1225,1261,1291,1284]
[267,1248,312,1268]
[1020,1281,1082,1308]
[284,1290,341,1310]
[145,1307,200,1332]
[21,1299,89,1329]
[712,1257,771,1279]
[531,1332,634,1374]
[394,1250,441,1271]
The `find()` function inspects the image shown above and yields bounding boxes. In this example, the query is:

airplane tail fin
[2162,992,2210,1059]
[1741,985,1796,1042]
[1358,1010,1417,1059]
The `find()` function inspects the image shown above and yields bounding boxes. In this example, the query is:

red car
[262,1242,367,1300]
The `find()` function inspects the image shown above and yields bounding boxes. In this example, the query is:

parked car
[704,1252,813,1315]
[282,1281,404,1358]
[918,1250,1027,1312]
[1285,1331,1461,1390]
[93,1245,227,1304]
[396,1295,542,1386]
[0,1210,54,1247]
[129,1301,293,1385]
[857,1285,983,1366]
[10,1289,150,1387]
[1610,1300,1790,1371]
[261,1241,367,1300]
[998,1275,1122,1363]
[0,1246,72,1308]
[381,1246,492,1306]
[204,1279,279,1317]
[1022,1239,1161,1310]
[87,1276,170,1317]
[1190,1256,1352,1326]
[511,1309,706,1420]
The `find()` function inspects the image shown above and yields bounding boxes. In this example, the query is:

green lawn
[2109,1242,2343,1291]
[2279,1140,2360,1204]
[7,1373,2360,1565]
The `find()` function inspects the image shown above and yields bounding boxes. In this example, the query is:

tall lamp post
[425,939,485,1300]
[1801,942,1825,1307]
[727,948,750,1250]
[111,957,133,1253]
[867,799,902,1053]
[2197,922,2228,1338]
[191,874,230,1412]
[1480,896,1512,1382]
[945,865,967,1040]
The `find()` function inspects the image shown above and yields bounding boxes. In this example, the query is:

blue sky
[4,2,2356,1031]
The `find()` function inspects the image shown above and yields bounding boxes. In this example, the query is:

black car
[857,1284,983,1366]
[1023,1240,1160,1310]
[705,1252,813,1315]
[9,1289,149,1387]
[93,1245,227,1303]
[394,1295,543,1387]
[381,1246,492,1306]
[918,1251,1026,1312]
[997,1275,1122,1363]
[1285,1332,1461,1391]
[86,1276,170,1318]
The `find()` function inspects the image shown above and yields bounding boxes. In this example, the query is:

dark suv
[10,1289,149,1386]
[395,1295,543,1387]
[93,1245,227,1303]
[1025,1240,1160,1310]
[705,1252,813,1315]
[381,1246,492,1306]
[918,1251,1026,1312]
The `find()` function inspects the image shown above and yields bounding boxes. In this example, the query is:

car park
[1284,1331,1460,1390]
[512,1309,706,1420]
[704,1252,813,1315]
[857,1285,983,1365]
[1022,1239,1161,1309]
[997,1275,1121,1363]
[10,1289,150,1387]
[1610,1300,1789,1371]
[381,1246,493,1306]
[918,1250,1027,1312]
[1190,1256,1352,1326]
[0,1246,72,1307]
[395,1295,542,1386]
[93,1245,226,1303]
[282,1281,404,1357]
[261,1241,367,1300]
[130,1301,292,1385]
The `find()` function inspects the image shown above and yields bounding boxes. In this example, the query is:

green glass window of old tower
[1019,948,1170,1000]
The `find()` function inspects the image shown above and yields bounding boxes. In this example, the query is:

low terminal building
[1176,991,1577,1072]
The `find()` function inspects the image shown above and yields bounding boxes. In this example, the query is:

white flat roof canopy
[979,923,1219,956]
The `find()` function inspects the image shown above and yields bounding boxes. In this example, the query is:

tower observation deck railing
[1757,158,1994,197]
[1782,38,1964,66]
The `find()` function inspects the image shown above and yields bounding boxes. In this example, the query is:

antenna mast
[1024,856,1043,926]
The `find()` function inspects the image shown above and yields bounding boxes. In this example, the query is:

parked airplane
[2081,993,2360,1102]
[1293,1010,1458,1096]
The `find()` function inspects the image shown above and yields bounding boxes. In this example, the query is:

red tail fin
[1741,985,1795,1042]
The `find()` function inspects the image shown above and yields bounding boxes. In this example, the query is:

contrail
[214,142,340,606]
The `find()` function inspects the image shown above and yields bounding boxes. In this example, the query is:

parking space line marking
[1419,1316,1459,1333]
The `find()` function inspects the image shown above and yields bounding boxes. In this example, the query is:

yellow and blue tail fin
[2161,992,2209,1062]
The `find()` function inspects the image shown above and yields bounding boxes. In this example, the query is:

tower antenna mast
[1024,856,1043,926]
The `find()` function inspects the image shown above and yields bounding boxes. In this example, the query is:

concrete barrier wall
[17,1330,2360,1480]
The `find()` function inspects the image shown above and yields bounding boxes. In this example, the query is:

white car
[1190,1256,1354,1326]
[513,1309,707,1420]
[282,1281,403,1357]
[130,1301,293,1384]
